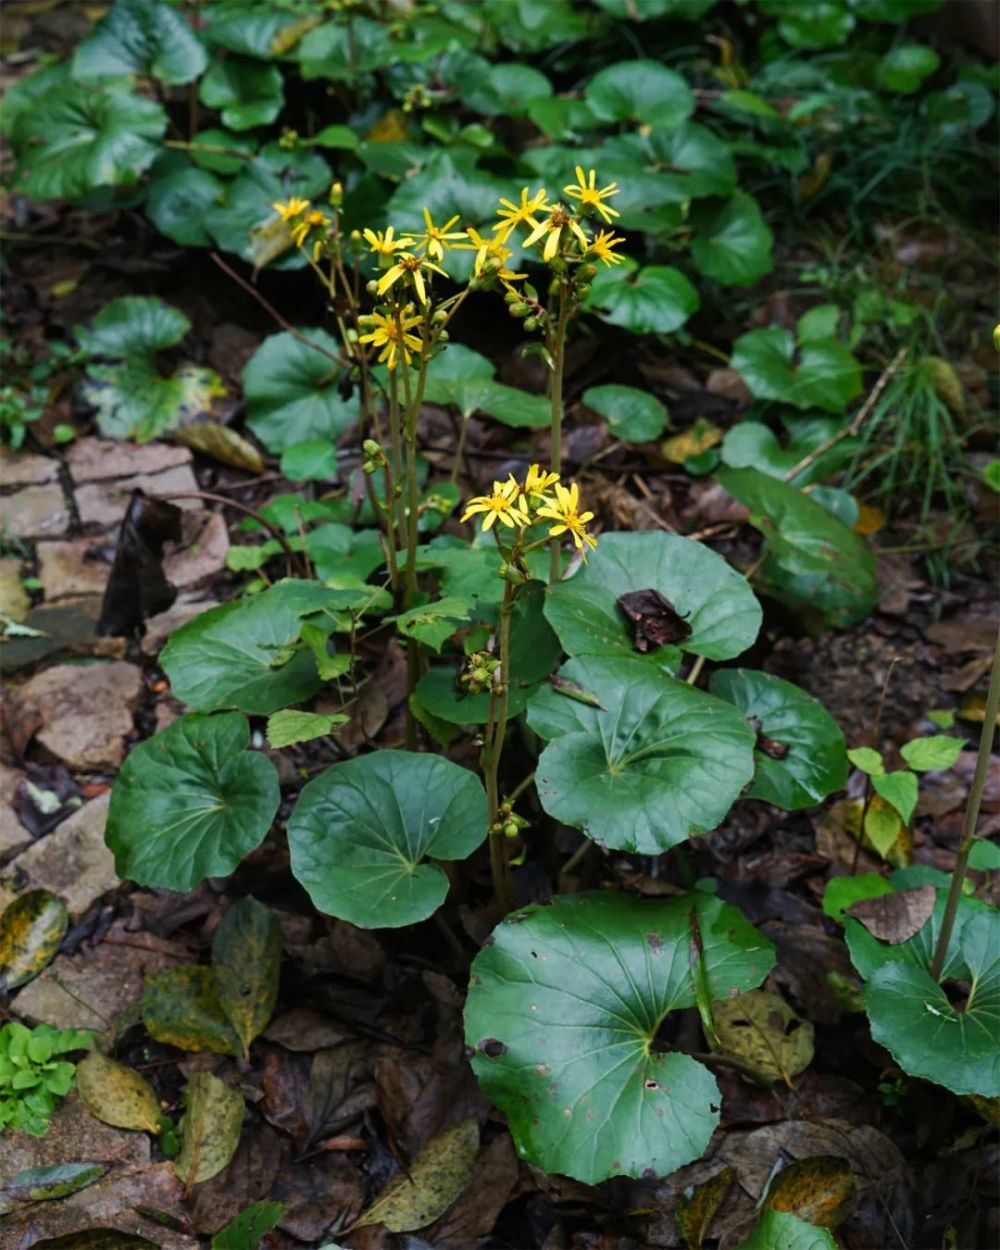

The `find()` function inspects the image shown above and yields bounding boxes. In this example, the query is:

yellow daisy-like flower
[460,227,527,283]
[377,252,449,304]
[272,196,310,222]
[537,481,598,557]
[520,463,560,502]
[290,209,328,248]
[522,205,589,263]
[415,209,466,261]
[563,167,621,224]
[493,187,550,243]
[461,478,531,531]
[587,229,627,267]
[362,226,416,257]
[358,305,424,370]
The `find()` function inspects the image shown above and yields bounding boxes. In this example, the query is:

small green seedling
[0,1021,94,1136]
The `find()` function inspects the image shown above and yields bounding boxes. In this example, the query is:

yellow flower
[522,206,589,263]
[290,209,328,247]
[537,481,597,557]
[563,167,621,224]
[272,196,310,221]
[358,305,424,370]
[460,227,527,284]
[493,187,550,243]
[520,463,560,502]
[377,251,449,304]
[587,229,627,267]
[363,226,416,257]
[416,209,466,261]
[461,478,531,531]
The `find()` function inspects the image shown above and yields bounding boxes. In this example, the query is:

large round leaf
[199,57,284,131]
[528,656,756,853]
[691,192,774,287]
[106,712,279,890]
[584,259,699,335]
[75,295,189,358]
[730,328,862,414]
[242,330,355,453]
[288,750,487,928]
[583,384,669,443]
[423,344,549,428]
[865,911,1000,1096]
[465,891,775,1183]
[586,59,694,127]
[161,582,328,714]
[647,122,736,199]
[709,669,847,810]
[544,531,762,664]
[146,163,226,247]
[721,417,851,486]
[72,0,208,85]
[717,468,877,628]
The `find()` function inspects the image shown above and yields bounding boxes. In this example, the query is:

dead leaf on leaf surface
[617,588,692,652]
[211,896,281,1060]
[142,964,243,1056]
[675,1166,736,1250]
[714,990,814,1086]
[76,1053,161,1135]
[97,491,182,638]
[845,885,936,944]
[0,888,68,990]
[763,1155,855,1227]
[426,1131,519,1250]
[175,1072,245,1187]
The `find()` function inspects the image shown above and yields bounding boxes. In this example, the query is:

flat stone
[165,507,230,586]
[19,660,142,769]
[36,538,111,600]
[0,1090,151,1181]
[0,763,31,863]
[0,444,59,486]
[1,596,128,672]
[75,463,200,529]
[0,791,117,919]
[0,482,70,538]
[66,435,192,483]
[0,555,29,621]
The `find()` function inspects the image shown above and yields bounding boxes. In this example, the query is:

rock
[0,792,118,919]
[1,596,127,672]
[0,483,70,538]
[75,463,200,529]
[66,436,192,483]
[13,922,192,1036]
[142,593,217,656]
[14,661,142,769]
[165,507,230,586]
[36,538,112,601]
[0,763,31,863]
[0,445,59,486]
[0,555,29,621]
[0,1090,152,1179]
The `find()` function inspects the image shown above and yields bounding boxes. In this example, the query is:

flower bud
[431,308,448,326]
[504,289,520,305]
[503,563,527,586]
[362,438,382,457]
[436,329,449,343]
[509,301,530,317]
[578,263,598,280]
[329,182,344,207]
[523,315,540,332]
[503,820,520,839]
[576,284,590,300]
[365,279,379,295]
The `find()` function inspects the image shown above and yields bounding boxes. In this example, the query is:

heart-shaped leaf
[106,712,280,891]
[584,258,700,335]
[75,1053,161,1134]
[528,656,756,853]
[544,531,762,664]
[212,1202,286,1250]
[586,59,694,126]
[199,56,284,131]
[143,965,243,1056]
[736,1210,837,1250]
[146,163,227,247]
[175,1072,244,1185]
[721,418,853,485]
[583,384,669,443]
[647,121,736,198]
[288,750,488,928]
[691,191,775,286]
[0,889,68,990]
[73,0,207,85]
[242,330,354,453]
[717,467,877,628]
[212,898,281,1060]
[709,669,847,810]
[421,343,549,428]
[899,735,965,772]
[730,327,862,414]
[466,891,774,1183]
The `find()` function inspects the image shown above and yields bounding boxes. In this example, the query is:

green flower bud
[509,301,530,317]
[578,262,598,281]
[362,438,382,457]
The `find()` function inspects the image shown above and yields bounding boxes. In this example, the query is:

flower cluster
[462,465,597,557]
[491,168,626,268]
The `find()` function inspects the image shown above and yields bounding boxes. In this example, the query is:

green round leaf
[0,889,69,990]
[730,328,862,414]
[146,165,226,247]
[288,750,487,928]
[647,121,736,199]
[709,669,847,810]
[721,418,849,485]
[72,0,208,85]
[76,295,188,358]
[11,83,166,200]
[489,63,552,114]
[242,330,355,453]
[584,259,700,335]
[691,192,775,287]
[586,59,695,127]
[199,56,284,131]
[544,531,762,663]
[422,344,548,427]
[190,127,258,174]
[822,874,893,924]
[583,384,669,443]
[899,735,964,772]
[466,891,774,1183]
[735,1210,837,1250]
[768,1,855,49]
[528,656,756,853]
[106,712,280,891]
[865,911,1000,1096]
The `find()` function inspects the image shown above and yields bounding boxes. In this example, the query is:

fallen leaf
[97,491,182,638]
[210,1199,285,1249]
[143,965,242,1056]
[353,1116,480,1233]
[172,423,265,475]
[175,1072,245,1187]
[19,1231,162,1249]
[662,418,723,464]
[617,588,692,652]
[854,503,885,536]
[844,885,936,944]
[763,1155,855,1227]
[211,897,281,1060]
[675,1166,736,1250]
[714,990,814,1086]
[75,1053,161,1134]
[3,1161,107,1202]
[0,888,68,990]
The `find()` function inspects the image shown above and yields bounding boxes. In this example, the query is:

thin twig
[783,346,907,483]
[151,490,305,576]
[686,655,706,686]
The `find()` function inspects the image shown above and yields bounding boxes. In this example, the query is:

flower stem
[548,291,570,583]
[484,582,515,914]
[929,626,1000,981]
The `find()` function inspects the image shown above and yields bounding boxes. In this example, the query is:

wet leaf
[354,1117,479,1232]
[212,897,281,1059]
[96,491,182,638]
[675,1166,735,1250]
[764,1156,854,1227]
[871,770,917,825]
[661,418,723,464]
[143,965,243,1056]
[0,889,68,990]
[75,1053,161,1134]
[175,1071,245,1186]
[714,989,814,1085]
[862,794,909,861]
[4,1160,107,1202]
[844,886,936,944]
[266,709,346,748]
[822,874,892,924]
[172,422,265,474]
[212,1200,286,1249]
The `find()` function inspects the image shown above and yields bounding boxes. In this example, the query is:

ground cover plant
[0,0,997,1247]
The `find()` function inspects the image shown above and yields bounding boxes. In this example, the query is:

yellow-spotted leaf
[661,418,722,464]
[142,965,242,1056]
[0,889,68,989]
[172,422,264,474]
[763,1156,854,1228]
[175,1071,245,1186]
[76,1053,161,1134]
[211,897,281,1059]
[675,1166,736,1250]
[713,989,814,1086]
